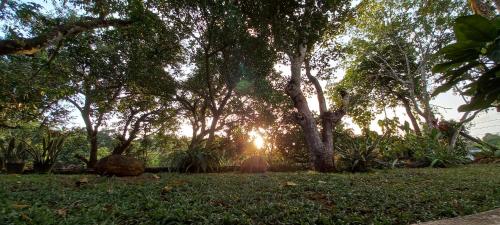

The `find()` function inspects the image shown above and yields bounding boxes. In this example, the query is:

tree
[0,1,135,56]
[0,54,71,128]
[56,32,125,167]
[239,0,353,172]
[173,0,275,149]
[342,0,496,151]
[342,0,469,132]
[111,92,177,155]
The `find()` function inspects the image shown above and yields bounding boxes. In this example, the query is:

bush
[26,130,67,173]
[168,146,221,173]
[394,128,469,167]
[0,137,28,163]
[0,137,29,173]
[335,131,381,172]
[472,146,500,163]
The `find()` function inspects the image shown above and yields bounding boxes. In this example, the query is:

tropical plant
[335,131,383,172]
[433,15,500,111]
[1,137,28,163]
[472,139,500,163]
[406,128,469,167]
[168,146,221,173]
[26,130,67,173]
[0,137,28,173]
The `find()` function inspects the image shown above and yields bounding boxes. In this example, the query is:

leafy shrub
[472,146,500,163]
[0,137,28,163]
[168,146,221,173]
[401,128,469,167]
[335,131,382,172]
[26,130,67,173]
[376,126,470,168]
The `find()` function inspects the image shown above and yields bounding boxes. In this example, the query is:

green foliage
[335,131,382,172]
[1,165,500,224]
[168,146,221,173]
[26,130,67,173]
[57,128,88,165]
[482,133,500,147]
[472,133,500,161]
[433,15,500,111]
[0,137,28,163]
[337,0,467,130]
[385,128,469,167]
[273,125,310,164]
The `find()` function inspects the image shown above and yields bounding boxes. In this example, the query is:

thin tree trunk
[305,59,334,169]
[112,139,133,155]
[207,89,233,145]
[398,95,422,136]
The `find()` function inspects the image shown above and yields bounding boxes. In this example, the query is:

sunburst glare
[249,130,265,149]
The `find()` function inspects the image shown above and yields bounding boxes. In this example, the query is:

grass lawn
[1,164,499,225]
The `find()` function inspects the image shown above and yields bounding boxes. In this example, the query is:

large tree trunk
[207,113,221,145]
[88,131,99,168]
[285,47,334,172]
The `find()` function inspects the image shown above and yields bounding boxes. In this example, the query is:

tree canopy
[1,0,499,173]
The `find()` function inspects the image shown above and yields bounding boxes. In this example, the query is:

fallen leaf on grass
[170,179,188,186]
[161,185,173,194]
[285,181,298,186]
[103,204,113,212]
[12,204,30,209]
[75,177,89,187]
[56,208,67,217]
[318,181,327,184]
[20,213,32,223]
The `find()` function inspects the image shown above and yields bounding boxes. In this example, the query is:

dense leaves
[433,15,500,111]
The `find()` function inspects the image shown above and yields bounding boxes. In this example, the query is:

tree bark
[397,94,422,136]
[469,0,496,18]
[285,46,334,172]
[112,111,153,155]
[0,18,133,55]
[88,131,99,167]
[66,97,102,168]
[207,88,233,145]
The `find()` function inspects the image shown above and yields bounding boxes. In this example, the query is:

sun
[249,130,265,149]
[254,135,265,149]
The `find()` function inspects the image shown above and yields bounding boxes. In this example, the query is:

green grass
[1,164,500,225]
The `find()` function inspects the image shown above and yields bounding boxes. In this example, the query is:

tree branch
[0,18,133,55]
